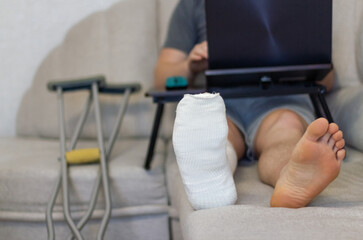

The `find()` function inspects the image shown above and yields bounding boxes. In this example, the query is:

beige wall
[0,0,121,136]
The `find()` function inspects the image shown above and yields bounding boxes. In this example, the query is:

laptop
[205,0,332,87]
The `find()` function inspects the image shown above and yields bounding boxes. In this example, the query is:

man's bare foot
[270,118,346,208]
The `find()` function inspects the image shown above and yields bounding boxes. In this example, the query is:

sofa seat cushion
[0,137,168,220]
[167,142,363,240]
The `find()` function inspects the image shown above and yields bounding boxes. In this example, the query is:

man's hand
[187,41,208,75]
[154,41,209,89]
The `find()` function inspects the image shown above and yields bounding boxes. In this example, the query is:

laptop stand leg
[317,93,334,123]
[309,94,323,119]
[145,103,164,170]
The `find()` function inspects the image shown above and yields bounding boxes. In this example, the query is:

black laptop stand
[144,81,333,170]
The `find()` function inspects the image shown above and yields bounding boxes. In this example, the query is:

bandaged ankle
[173,93,237,210]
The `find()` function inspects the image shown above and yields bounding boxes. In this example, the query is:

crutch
[45,76,141,240]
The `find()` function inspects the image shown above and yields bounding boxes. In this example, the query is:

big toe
[305,118,329,141]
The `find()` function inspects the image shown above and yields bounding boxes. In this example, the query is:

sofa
[1,0,363,239]
[167,1,363,239]
[1,0,176,239]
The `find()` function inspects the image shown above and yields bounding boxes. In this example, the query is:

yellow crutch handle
[65,148,100,164]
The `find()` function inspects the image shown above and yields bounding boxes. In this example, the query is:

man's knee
[262,109,307,133]
[255,109,307,147]
[254,109,307,155]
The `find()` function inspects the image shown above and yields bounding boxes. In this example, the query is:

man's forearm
[154,60,192,89]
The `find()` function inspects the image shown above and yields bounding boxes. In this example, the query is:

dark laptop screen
[205,0,332,70]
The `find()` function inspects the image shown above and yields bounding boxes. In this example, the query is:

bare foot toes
[270,118,346,208]
[334,139,345,152]
[337,149,346,162]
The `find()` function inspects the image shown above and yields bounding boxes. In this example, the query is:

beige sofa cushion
[357,0,363,82]
[167,142,363,240]
[332,0,362,88]
[0,136,169,240]
[17,0,159,139]
[326,86,363,152]
[0,137,167,214]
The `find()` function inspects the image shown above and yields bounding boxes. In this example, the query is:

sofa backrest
[356,0,363,83]
[16,0,362,139]
[332,0,363,89]
[17,0,165,139]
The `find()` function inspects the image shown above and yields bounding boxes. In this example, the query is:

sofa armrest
[326,85,363,151]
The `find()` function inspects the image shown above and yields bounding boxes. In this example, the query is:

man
[154,0,346,210]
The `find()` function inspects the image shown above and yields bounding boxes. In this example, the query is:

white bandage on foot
[226,140,238,173]
[173,93,237,210]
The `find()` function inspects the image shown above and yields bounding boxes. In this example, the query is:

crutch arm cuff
[47,75,105,92]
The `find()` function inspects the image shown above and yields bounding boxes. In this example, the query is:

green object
[165,76,188,90]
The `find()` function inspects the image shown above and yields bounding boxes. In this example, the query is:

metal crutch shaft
[69,88,131,240]
[46,168,62,240]
[68,170,102,240]
[106,88,131,154]
[92,83,112,240]
[47,92,94,240]
[70,93,93,150]
[67,92,100,240]
[49,83,132,240]
[57,87,84,240]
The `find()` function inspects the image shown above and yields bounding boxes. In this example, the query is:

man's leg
[254,109,346,208]
[173,93,245,210]
[227,118,246,171]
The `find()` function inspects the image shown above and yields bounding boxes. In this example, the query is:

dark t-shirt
[164,0,206,54]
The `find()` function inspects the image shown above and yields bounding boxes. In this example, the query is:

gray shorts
[224,95,315,163]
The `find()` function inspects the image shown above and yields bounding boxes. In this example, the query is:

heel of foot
[270,187,309,208]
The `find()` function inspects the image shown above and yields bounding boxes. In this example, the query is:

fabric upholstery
[0,214,169,240]
[357,0,363,82]
[17,0,159,139]
[326,86,363,152]
[332,0,362,89]
[167,142,363,240]
[0,137,167,214]
[8,0,363,239]
[164,1,363,239]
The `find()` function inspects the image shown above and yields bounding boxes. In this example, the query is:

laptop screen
[205,0,332,70]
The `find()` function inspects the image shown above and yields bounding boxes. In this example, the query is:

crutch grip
[66,148,100,164]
